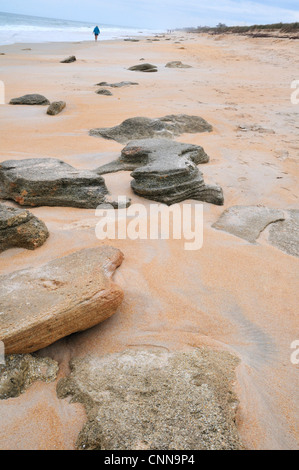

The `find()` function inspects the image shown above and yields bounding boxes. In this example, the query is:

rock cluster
[0,247,124,354]
[90,114,213,144]
[96,139,224,205]
[0,203,49,252]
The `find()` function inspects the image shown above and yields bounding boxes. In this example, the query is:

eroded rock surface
[0,247,124,354]
[60,56,76,63]
[0,158,114,209]
[57,349,241,450]
[47,101,66,115]
[212,206,285,243]
[268,209,299,257]
[165,61,192,68]
[0,203,49,252]
[128,63,158,72]
[9,94,50,105]
[90,114,213,143]
[96,81,139,88]
[96,138,223,205]
[0,355,58,400]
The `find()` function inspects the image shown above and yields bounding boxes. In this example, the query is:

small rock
[47,101,66,115]
[9,94,50,105]
[165,61,192,68]
[0,203,49,252]
[60,55,76,63]
[96,81,139,88]
[95,88,113,96]
[128,63,158,72]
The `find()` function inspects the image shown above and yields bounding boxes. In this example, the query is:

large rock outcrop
[212,206,299,257]
[9,94,50,105]
[0,158,119,209]
[0,203,49,252]
[90,114,213,144]
[57,348,242,450]
[96,139,224,205]
[0,355,58,400]
[0,247,124,354]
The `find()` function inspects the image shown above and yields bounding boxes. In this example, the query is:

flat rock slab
[0,203,49,252]
[212,206,285,243]
[96,81,139,88]
[90,114,213,144]
[268,209,299,257]
[47,101,66,115]
[165,61,192,68]
[0,158,111,209]
[0,247,124,354]
[128,63,158,72]
[60,55,76,63]
[0,355,58,400]
[96,139,224,206]
[57,349,241,450]
[95,88,113,96]
[9,94,50,105]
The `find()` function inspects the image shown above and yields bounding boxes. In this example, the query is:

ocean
[0,11,160,45]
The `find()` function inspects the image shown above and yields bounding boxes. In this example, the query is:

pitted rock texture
[0,203,49,252]
[165,61,192,68]
[212,205,285,243]
[0,247,124,354]
[268,209,299,257]
[0,158,113,209]
[47,101,66,115]
[0,355,58,400]
[9,94,50,105]
[57,349,242,450]
[90,114,213,144]
[96,139,224,206]
[128,63,158,72]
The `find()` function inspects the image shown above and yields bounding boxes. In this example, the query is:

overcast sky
[0,0,298,29]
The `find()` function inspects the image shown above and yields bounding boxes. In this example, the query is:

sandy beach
[0,32,298,450]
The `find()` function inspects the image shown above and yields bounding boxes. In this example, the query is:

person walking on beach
[93,26,100,41]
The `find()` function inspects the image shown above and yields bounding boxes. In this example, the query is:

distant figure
[93,26,100,41]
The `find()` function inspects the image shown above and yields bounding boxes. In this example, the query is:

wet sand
[0,33,298,450]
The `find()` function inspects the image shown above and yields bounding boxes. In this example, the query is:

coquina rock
[0,158,121,209]
[0,355,58,400]
[0,203,49,252]
[60,55,76,63]
[57,349,242,450]
[9,94,50,105]
[47,101,66,115]
[90,114,213,144]
[212,206,299,257]
[0,247,124,354]
[96,139,224,205]
[128,63,158,72]
[96,81,139,88]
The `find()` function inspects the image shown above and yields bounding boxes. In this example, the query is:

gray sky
[0,0,298,28]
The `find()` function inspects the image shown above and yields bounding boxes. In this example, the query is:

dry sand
[0,32,298,450]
